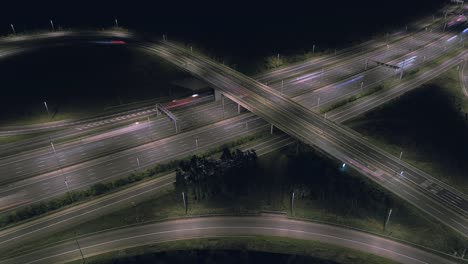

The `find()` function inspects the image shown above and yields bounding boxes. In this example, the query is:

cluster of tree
[175,148,258,201]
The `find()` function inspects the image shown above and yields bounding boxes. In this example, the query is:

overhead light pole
[291,191,295,214]
[44,101,50,118]
[384,208,393,232]
[114,18,118,27]
[10,24,15,34]
[182,192,187,214]
[50,20,55,31]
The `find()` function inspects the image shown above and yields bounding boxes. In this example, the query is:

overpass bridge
[149,41,468,238]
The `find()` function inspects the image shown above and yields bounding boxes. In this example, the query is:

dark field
[88,249,339,264]
[0,44,191,126]
[346,76,468,192]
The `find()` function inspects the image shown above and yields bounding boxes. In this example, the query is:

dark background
[0,0,447,56]
[0,0,449,124]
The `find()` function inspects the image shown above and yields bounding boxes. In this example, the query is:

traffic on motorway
[0,3,467,263]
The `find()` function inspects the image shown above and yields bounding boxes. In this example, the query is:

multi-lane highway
[148,37,468,239]
[0,134,293,251]
[0,4,465,263]
[0,216,461,264]
[0,51,463,255]
[0,10,465,215]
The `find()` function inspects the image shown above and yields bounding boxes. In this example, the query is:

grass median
[0,132,267,230]
[345,67,468,193]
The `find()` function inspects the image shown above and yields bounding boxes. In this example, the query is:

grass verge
[345,67,468,193]
[66,236,399,264]
[0,132,266,230]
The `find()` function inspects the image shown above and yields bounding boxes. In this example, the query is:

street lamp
[10,24,15,34]
[384,208,393,232]
[182,192,187,214]
[291,191,295,214]
[50,20,54,31]
[44,101,50,118]
[115,18,118,27]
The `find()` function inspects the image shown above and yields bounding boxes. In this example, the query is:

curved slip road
[0,216,461,264]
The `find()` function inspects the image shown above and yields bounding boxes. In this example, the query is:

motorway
[0,5,465,263]
[0,53,464,254]
[0,216,460,264]
[0,11,465,214]
[0,7,452,136]
[0,134,294,252]
[148,36,468,239]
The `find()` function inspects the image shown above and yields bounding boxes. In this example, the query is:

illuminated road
[149,39,468,238]
[0,11,465,214]
[0,134,293,252]
[0,8,453,136]
[0,55,463,252]
[0,216,459,264]
[0,5,465,262]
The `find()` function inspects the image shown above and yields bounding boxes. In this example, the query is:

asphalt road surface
[151,38,468,238]
[0,216,461,264]
[0,134,294,253]
[0,12,464,215]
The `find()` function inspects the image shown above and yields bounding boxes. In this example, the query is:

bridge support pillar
[237,104,241,114]
[214,89,223,101]
[270,124,274,135]
[174,120,179,133]
[221,95,225,119]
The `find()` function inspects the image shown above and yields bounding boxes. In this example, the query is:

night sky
[0,0,446,54]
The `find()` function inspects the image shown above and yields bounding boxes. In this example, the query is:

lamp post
[10,24,15,34]
[50,20,55,31]
[384,208,393,232]
[182,192,187,214]
[44,101,50,118]
[291,191,295,214]
[114,18,118,27]
[50,138,86,264]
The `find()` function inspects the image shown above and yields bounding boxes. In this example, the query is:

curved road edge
[0,216,463,264]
